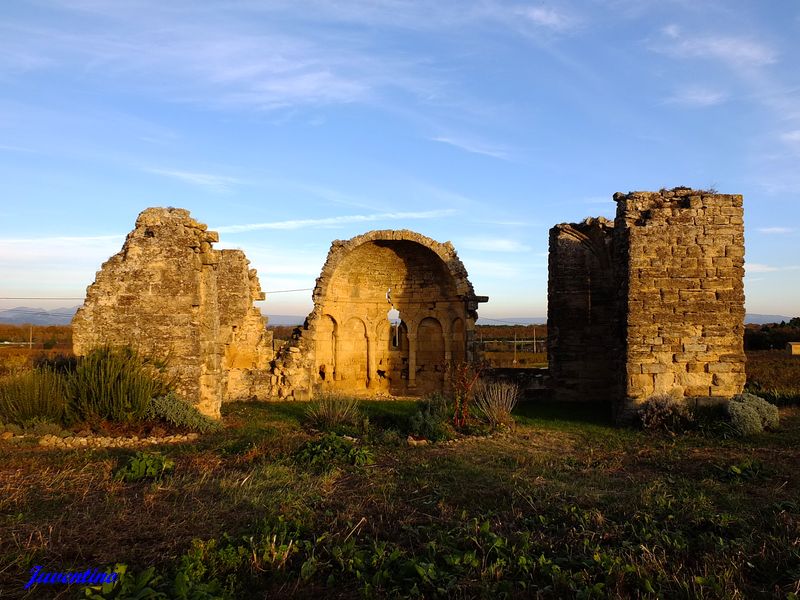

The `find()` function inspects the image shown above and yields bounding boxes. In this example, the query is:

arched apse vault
[306,230,487,396]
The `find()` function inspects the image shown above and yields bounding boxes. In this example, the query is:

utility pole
[28,325,33,350]
[513,331,517,365]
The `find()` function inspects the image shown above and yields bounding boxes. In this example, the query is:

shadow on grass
[514,400,614,428]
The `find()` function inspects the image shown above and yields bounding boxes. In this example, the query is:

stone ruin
[306,230,486,397]
[72,208,273,417]
[73,208,487,417]
[547,188,746,421]
[74,188,747,423]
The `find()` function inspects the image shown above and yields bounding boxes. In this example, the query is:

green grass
[1,399,799,598]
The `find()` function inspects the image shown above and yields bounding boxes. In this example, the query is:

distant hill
[0,306,78,325]
[0,307,791,328]
[745,313,793,325]
[477,317,546,325]
[264,314,306,326]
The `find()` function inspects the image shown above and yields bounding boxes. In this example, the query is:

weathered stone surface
[304,230,486,397]
[548,189,746,422]
[74,211,484,411]
[73,208,272,418]
[547,217,617,403]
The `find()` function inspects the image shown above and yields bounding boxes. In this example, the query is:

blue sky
[1,0,799,318]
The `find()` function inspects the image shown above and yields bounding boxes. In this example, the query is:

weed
[82,564,165,599]
[147,392,222,433]
[0,368,67,426]
[294,432,374,470]
[409,394,451,441]
[304,393,362,432]
[638,394,693,433]
[67,346,172,425]
[114,451,175,483]
[447,361,484,429]
[473,380,521,428]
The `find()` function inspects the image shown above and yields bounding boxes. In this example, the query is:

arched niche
[306,230,484,396]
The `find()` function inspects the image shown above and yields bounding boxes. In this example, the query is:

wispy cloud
[463,259,526,279]
[214,209,457,233]
[781,130,800,143]
[757,227,794,234]
[146,168,242,191]
[0,234,124,263]
[664,86,727,107]
[515,6,575,31]
[652,29,777,69]
[0,143,36,153]
[430,136,510,160]
[460,237,531,252]
[747,263,800,273]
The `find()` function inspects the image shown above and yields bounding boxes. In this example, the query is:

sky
[1,0,799,319]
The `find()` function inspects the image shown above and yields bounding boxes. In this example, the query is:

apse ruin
[73,208,486,418]
[547,188,746,421]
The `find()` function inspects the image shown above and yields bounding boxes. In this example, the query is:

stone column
[366,332,377,389]
[407,333,418,388]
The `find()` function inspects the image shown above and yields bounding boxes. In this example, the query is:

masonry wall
[73,208,273,418]
[614,189,746,419]
[306,230,485,397]
[547,188,747,421]
[217,250,274,401]
[547,218,618,402]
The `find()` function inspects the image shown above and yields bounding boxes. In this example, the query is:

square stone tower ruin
[548,188,746,421]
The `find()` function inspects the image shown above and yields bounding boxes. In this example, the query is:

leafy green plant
[114,451,175,483]
[146,392,221,433]
[409,407,449,442]
[0,368,67,427]
[637,394,693,433]
[83,564,166,600]
[473,380,521,428]
[67,346,172,425]
[294,433,374,470]
[304,393,362,431]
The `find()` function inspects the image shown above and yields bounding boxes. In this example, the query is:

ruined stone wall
[547,218,617,402]
[217,250,274,401]
[73,208,273,418]
[614,189,746,419]
[304,230,486,397]
[547,188,746,421]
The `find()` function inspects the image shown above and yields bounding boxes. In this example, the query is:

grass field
[2,399,799,599]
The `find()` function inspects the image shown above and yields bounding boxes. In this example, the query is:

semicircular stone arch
[305,229,484,396]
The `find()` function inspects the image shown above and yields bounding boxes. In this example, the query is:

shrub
[637,394,693,433]
[114,451,175,482]
[304,393,361,431]
[29,420,64,436]
[0,368,67,427]
[66,346,172,425]
[726,400,762,436]
[294,433,374,470]
[729,393,780,432]
[409,393,451,441]
[146,393,221,433]
[473,381,521,428]
[33,352,77,375]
